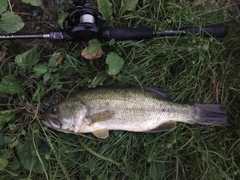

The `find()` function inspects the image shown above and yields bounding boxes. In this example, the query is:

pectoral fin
[87,110,115,124]
[93,129,109,139]
[145,121,176,133]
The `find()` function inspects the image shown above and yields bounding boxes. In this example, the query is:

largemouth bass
[42,87,228,139]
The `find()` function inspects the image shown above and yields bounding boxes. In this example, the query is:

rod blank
[0,34,49,39]
[0,32,67,40]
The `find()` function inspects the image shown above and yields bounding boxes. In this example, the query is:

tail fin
[194,104,228,125]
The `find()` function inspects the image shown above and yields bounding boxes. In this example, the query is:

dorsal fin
[143,87,169,100]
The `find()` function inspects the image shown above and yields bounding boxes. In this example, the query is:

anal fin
[145,121,176,133]
[93,129,109,139]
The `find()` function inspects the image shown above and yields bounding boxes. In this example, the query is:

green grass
[1,0,240,179]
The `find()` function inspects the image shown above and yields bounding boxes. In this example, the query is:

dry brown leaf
[81,47,104,60]
[0,49,7,61]
[53,52,63,67]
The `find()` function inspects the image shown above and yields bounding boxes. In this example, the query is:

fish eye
[51,108,57,114]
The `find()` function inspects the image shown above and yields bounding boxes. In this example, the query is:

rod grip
[101,27,154,40]
[183,24,228,38]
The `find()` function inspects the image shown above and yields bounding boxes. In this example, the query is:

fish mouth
[41,114,52,127]
[41,114,61,129]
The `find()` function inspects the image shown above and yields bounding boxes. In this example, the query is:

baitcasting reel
[62,1,104,40]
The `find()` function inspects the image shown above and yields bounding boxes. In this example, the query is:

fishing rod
[0,0,228,41]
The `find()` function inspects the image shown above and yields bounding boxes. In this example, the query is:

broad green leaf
[108,39,115,46]
[149,161,166,180]
[0,0,8,14]
[17,141,36,172]
[50,83,62,90]
[106,52,124,75]
[3,135,17,145]
[48,56,57,67]
[17,140,46,174]
[0,109,19,123]
[32,85,45,102]
[89,71,108,88]
[0,149,12,170]
[0,158,8,170]
[43,72,51,82]
[0,113,15,124]
[0,12,25,33]
[49,74,62,90]
[2,149,12,159]
[49,67,58,73]
[15,47,40,70]
[50,74,60,84]
[58,12,68,28]
[0,75,23,94]
[98,0,112,20]
[9,138,18,148]
[9,124,17,130]
[33,64,48,75]
[32,157,47,174]
[21,0,42,6]
[9,160,20,171]
[87,39,102,54]
[120,0,139,15]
